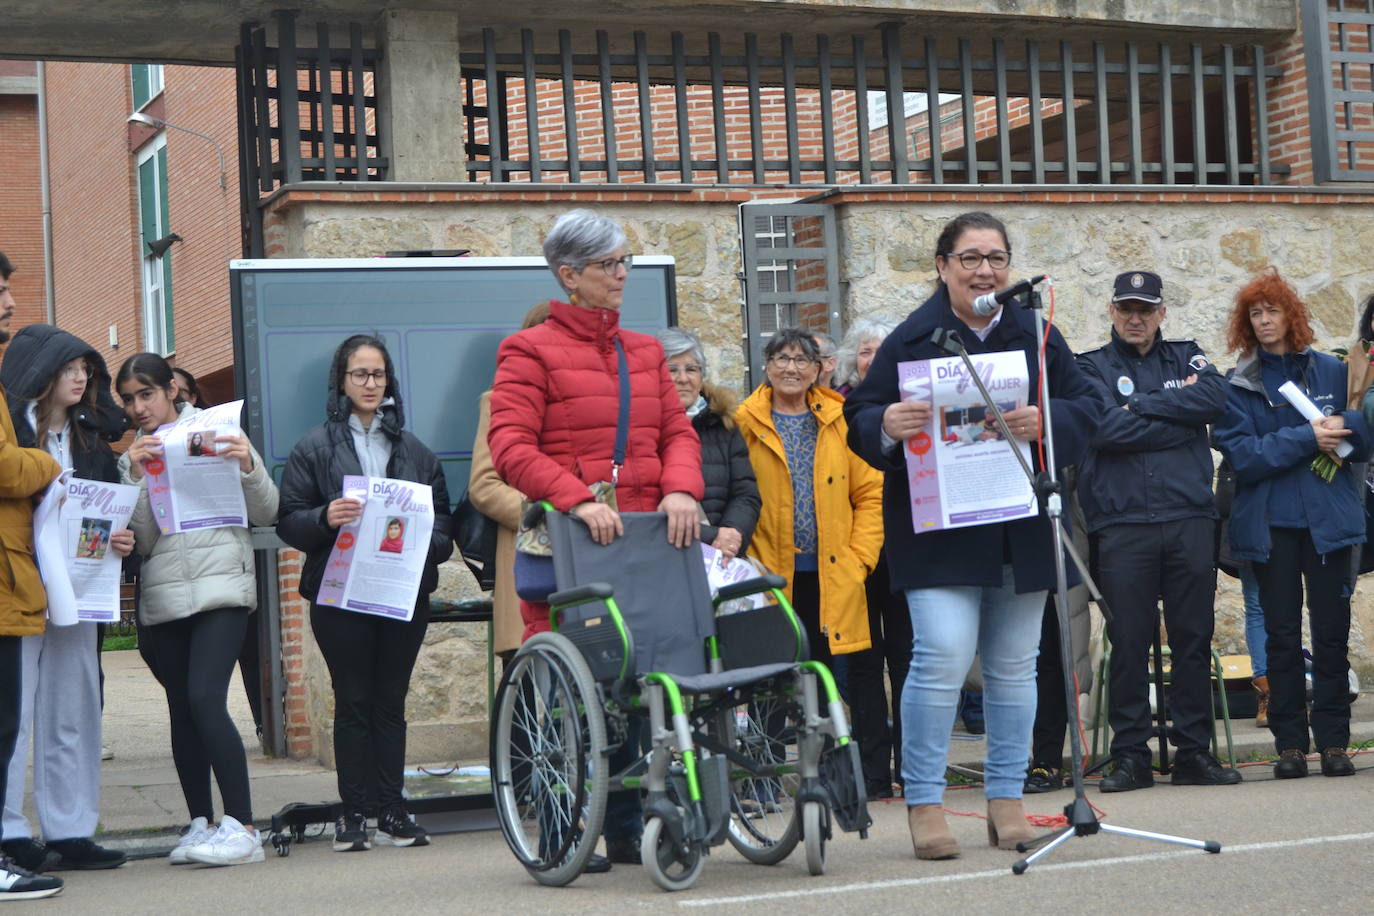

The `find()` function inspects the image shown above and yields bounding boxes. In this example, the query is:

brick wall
[0,92,47,331]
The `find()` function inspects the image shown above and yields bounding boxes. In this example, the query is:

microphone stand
[930,289,1221,875]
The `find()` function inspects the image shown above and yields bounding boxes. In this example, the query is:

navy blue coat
[1214,348,1370,562]
[1075,330,1226,532]
[843,286,1101,595]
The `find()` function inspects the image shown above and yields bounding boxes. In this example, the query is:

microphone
[971,275,1047,317]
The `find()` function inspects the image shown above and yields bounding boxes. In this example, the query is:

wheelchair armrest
[715,574,786,604]
[548,582,614,607]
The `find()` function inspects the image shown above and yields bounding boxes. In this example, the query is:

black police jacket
[1075,329,1226,533]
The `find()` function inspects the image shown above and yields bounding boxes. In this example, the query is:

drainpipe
[36,61,55,324]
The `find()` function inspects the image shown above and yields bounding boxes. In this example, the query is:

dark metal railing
[459,23,1290,186]
[1303,0,1374,182]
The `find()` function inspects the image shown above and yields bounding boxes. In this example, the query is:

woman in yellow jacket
[735,326,884,666]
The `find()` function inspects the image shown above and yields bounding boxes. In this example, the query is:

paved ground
[14,649,1374,913]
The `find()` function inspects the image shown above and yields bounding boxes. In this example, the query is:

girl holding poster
[276,335,453,853]
[0,324,131,873]
[116,353,278,867]
[844,212,1099,862]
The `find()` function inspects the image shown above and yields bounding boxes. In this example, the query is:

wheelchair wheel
[491,632,608,887]
[642,815,705,892]
[723,694,800,865]
[802,800,828,876]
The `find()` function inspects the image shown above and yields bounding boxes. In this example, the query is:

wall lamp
[146,233,182,258]
[127,111,228,189]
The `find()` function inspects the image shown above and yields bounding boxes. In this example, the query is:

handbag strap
[612,337,630,486]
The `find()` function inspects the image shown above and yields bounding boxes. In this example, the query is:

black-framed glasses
[948,249,1011,270]
[768,354,816,368]
[346,369,387,386]
[586,255,633,276]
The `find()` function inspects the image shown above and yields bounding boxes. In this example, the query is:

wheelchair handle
[521,500,554,530]
[715,574,786,603]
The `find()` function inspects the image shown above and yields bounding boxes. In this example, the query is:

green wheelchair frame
[489,511,871,892]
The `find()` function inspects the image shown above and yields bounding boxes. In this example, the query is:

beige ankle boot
[986,797,1036,850]
[907,804,960,860]
[1253,676,1270,728]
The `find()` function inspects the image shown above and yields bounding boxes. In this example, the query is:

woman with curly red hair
[1214,268,1368,780]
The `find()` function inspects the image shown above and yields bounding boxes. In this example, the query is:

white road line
[677,831,1374,907]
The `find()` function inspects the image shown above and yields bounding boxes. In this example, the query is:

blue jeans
[1240,565,1267,678]
[902,567,1046,805]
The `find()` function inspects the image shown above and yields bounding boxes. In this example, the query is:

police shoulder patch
[1189,353,1209,372]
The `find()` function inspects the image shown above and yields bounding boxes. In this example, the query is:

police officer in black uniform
[1077,271,1242,792]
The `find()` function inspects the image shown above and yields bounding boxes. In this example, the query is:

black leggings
[0,636,20,843]
[311,601,430,814]
[139,607,254,824]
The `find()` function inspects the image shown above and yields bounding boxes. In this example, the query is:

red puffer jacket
[489,301,704,638]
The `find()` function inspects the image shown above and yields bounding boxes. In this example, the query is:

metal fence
[1303,0,1374,182]
[459,23,1290,186]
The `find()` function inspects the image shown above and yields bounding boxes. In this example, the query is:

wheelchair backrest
[547,511,715,678]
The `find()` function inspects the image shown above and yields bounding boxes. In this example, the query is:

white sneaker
[169,816,215,865]
[182,815,265,867]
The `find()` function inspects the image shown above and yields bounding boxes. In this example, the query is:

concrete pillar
[375,8,467,181]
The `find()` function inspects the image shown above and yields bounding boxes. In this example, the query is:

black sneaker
[376,805,429,848]
[1320,747,1355,777]
[605,836,641,865]
[1023,766,1065,794]
[1170,751,1243,787]
[46,838,127,870]
[332,811,371,852]
[1274,748,1310,779]
[0,839,53,874]
[0,857,62,901]
[1100,757,1154,793]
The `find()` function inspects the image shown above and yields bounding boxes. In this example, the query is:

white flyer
[144,400,250,534]
[1278,380,1354,458]
[316,475,435,621]
[58,477,138,623]
[699,543,768,614]
[32,470,78,626]
[897,350,1038,533]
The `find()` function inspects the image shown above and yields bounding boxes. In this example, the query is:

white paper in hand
[1277,380,1353,458]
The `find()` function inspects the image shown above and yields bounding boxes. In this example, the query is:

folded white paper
[1277,380,1353,458]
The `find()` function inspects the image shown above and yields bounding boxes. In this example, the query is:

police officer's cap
[1111,271,1163,306]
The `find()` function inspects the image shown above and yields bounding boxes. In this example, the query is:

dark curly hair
[326,333,404,429]
[1226,268,1315,355]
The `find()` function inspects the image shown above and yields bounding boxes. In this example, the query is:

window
[137,135,173,354]
[131,64,164,111]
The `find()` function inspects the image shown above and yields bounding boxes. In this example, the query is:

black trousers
[139,607,254,824]
[792,571,889,793]
[1030,593,1070,769]
[0,636,19,843]
[311,600,430,814]
[1252,527,1352,754]
[1097,518,1216,763]
[853,554,911,791]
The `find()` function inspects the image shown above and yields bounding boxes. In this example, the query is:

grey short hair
[654,327,707,378]
[542,209,628,291]
[812,331,837,358]
[836,317,896,388]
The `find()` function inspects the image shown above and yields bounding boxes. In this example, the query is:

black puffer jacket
[276,380,454,603]
[0,324,124,483]
[694,383,761,551]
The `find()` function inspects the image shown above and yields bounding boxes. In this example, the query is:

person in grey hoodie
[276,334,453,853]
[116,352,278,867]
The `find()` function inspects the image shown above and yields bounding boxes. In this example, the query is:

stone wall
[267,185,1374,764]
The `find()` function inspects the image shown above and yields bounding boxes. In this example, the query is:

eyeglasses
[346,369,387,386]
[947,250,1011,271]
[586,255,633,276]
[667,364,703,377]
[60,364,93,380]
[768,354,816,368]
[1112,303,1161,317]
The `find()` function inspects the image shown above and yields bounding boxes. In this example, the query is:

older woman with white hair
[489,209,704,868]
[654,327,760,562]
[835,317,897,396]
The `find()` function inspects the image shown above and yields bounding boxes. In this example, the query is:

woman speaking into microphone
[843,211,1099,862]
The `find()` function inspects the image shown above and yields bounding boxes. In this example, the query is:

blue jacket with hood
[1213,347,1370,562]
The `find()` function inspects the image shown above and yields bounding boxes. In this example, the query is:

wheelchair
[490,509,871,891]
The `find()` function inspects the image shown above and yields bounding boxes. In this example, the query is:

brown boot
[986,797,1036,850]
[907,804,960,860]
[1253,676,1270,728]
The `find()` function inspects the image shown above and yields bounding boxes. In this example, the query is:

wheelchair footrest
[820,740,873,835]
